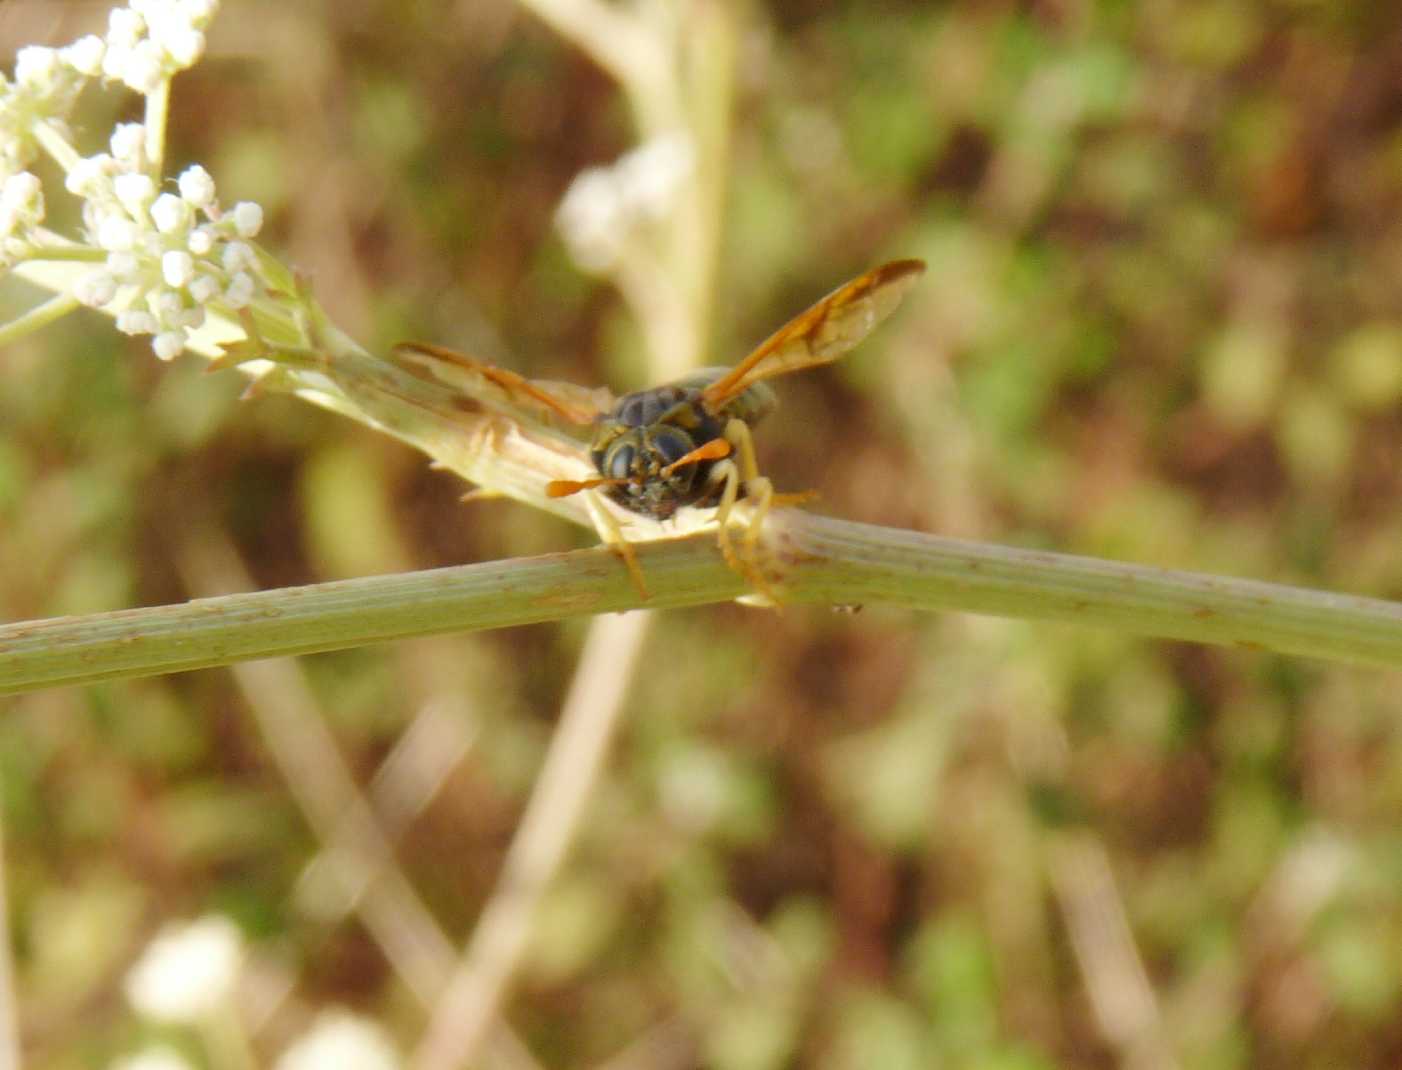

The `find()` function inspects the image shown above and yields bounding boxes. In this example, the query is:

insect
[393,258,925,598]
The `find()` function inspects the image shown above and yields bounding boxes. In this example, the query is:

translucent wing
[701,259,925,411]
[391,341,613,434]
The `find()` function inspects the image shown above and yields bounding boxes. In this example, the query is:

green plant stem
[19,246,106,263]
[0,291,79,346]
[4,512,1402,697]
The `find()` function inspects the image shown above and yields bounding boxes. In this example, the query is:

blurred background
[4,1,1402,1067]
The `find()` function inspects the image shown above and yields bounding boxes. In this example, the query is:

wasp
[393,259,925,598]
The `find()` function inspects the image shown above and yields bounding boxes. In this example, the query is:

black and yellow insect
[393,258,925,596]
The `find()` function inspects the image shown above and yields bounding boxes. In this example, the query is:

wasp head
[590,423,707,520]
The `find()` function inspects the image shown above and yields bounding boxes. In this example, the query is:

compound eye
[651,428,693,468]
[605,443,636,481]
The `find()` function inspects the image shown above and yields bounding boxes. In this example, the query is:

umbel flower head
[72,150,265,361]
[1,0,271,361]
[123,914,245,1023]
[0,0,218,179]
[274,1010,401,1070]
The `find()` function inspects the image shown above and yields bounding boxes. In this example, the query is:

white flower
[62,35,107,77]
[614,133,693,221]
[186,225,214,255]
[0,172,44,235]
[65,155,116,197]
[15,47,61,89]
[223,271,255,309]
[124,915,244,1023]
[116,308,160,335]
[107,250,141,279]
[109,1046,196,1070]
[231,201,263,238]
[151,192,191,234]
[97,1,218,93]
[3,171,43,209]
[74,271,119,308]
[152,330,186,361]
[161,249,194,287]
[177,165,216,208]
[150,288,184,320]
[161,25,206,68]
[108,9,146,50]
[120,40,166,95]
[274,1011,400,1070]
[221,240,254,272]
[97,214,139,252]
[556,167,626,272]
[114,172,157,213]
[133,0,221,32]
[555,133,694,272]
[188,272,220,303]
[111,123,147,168]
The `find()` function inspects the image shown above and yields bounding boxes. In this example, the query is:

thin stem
[614,248,694,381]
[0,291,80,346]
[514,0,679,134]
[6,512,1402,697]
[411,611,652,1070]
[32,118,81,173]
[1049,834,1179,1070]
[671,0,735,371]
[144,78,171,177]
[177,529,543,1069]
[19,246,107,263]
[176,529,460,1006]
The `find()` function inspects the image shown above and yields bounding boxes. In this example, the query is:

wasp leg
[710,456,744,575]
[711,418,784,603]
[582,490,650,600]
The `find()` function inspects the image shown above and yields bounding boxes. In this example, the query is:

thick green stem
[4,512,1401,697]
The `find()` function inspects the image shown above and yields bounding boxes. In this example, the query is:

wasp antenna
[547,477,621,498]
[661,437,731,477]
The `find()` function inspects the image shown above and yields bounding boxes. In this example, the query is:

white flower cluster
[0,1,219,174]
[0,42,101,253]
[0,48,92,179]
[124,914,245,1023]
[71,141,264,360]
[103,0,220,96]
[274,1010,401,1070]
[555,132,695,271]
[0,172,44,266]
[0,2,243,356]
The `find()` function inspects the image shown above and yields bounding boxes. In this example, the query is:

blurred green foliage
[5,0,1402,1067]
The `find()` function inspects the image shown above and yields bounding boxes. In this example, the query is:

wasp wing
[701,259,925,411]
[391,341,612,435]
